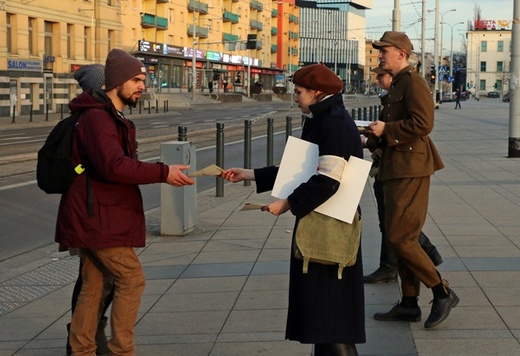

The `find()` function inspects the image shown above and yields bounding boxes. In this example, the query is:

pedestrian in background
[56,49,194,355]
[454,89,462,109]
[223,64,365,356]
[367,32,459,329]
[362,66,443,285]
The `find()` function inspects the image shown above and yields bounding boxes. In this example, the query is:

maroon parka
[55,90,169,249]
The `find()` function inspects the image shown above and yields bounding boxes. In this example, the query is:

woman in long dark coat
[222,64,365,356]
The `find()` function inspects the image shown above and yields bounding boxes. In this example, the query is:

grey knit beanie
[104,49,146,91]
[74,64,105,92]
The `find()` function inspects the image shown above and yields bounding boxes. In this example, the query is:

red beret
[292,64,344,94]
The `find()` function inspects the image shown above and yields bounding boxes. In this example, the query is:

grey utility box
[160,141,197,236]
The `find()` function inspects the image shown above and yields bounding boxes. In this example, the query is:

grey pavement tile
[471,271,520,286]
[447,234,515,246]
[215,331,285,342]
[251,260,289,275]
[165,276,247,294]
[460,257,520,271]
[181,262,254,278]
[221,309,287,333]
[360,325,416,355]
[143,265,185,280]
[0,341,27,351]
[412,329,514,340]
[210,340,311,356]
[210,228,270,240]
[136,310,229,335]
[3,348,64,356]
[143,279,176,295]
[480,287,520,306]
[201,238,267,252]
[136,342,214,356]
[437,224,502,236]
[140,252,197,267]
[453,245,520,258]
[0,316,59,341]
[233,290,288,310]
[496,306,520,329]
[242,275,289,291]
[149,291,239,313]
[262,235,292,250]
[414,338,520,356]
[257,248,290,262]
[192,249,262,264]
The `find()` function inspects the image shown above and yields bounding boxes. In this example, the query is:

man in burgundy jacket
[56,49,194,355]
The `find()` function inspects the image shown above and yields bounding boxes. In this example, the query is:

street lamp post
[443,21,464,99]
[439,8,456,102]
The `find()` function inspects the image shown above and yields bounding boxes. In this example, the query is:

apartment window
[84,27,92,60]
[481,41,487,52]
[479,79,486,91]
[168,35,174,45]
[496,79,503,90]
[44,21,54,70]
[6,14,12,53]
[497,61,503,72]
[28,18,35,55]
[67,24,73,58]
[169,9,175,23]
[480,61,486,72]
[108,30,114,50]
[497,40,504,52]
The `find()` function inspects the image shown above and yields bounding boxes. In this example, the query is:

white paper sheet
[272,136,371,223]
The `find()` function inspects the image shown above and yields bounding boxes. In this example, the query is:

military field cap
[370,66,391,75]
[372,31,414,56]
[292,64,343,94]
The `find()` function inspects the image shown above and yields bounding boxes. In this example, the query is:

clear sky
[364,0,514,53]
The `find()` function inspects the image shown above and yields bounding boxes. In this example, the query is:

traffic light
[430,69,436,84]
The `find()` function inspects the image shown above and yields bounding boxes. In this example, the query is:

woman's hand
[221,168,255,183]
[261,199,290,216]
[166,165,195,187]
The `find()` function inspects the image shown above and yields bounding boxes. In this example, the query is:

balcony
[250,0,263,11]
[222,11,239,23]
[188,0,209,14]
[289,31,298,39]
[255,40,263,50]
[187,24,209,38]
[271,44,277,53]
[223,33,239,42]
[289,14,298,23]
[271,27,277,36]
[272,9,278,17]
[141,13,168,30]
[250,19,263,31]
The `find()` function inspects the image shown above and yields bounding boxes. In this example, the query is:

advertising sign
[8,59,42,71]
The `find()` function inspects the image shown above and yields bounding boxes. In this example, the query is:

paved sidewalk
[1,98,520,355]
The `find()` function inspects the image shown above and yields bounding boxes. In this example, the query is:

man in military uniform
[366,31,459,329]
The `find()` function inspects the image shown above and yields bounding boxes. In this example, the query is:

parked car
[487,91,500,98]
[503,92,510,102]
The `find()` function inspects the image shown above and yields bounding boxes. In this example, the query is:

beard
[117,87,140,108]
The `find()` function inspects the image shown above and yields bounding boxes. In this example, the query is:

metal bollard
[11,105,15,124]
[163,100,166,113]
[139,101,142,114]
[357,108,362,121]
[244,120,252,187]
[29,106,33,122]
[147,100,151,114]
[216,122,225,197]
[178,126,188,141]
[369,106,373,121]
[267,117,274,166]
[374,105,378,120]
[45,105,49,121]
[285,116,292,142]
[166,100,169,112]
[351,108,356,120]
[156,99,159,113]
[363,107,367,120]
[60,103,64,120]
[129,106,133,115]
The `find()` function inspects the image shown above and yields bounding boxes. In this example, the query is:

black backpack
[37,111,84,194]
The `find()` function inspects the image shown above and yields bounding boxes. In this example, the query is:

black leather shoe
[374,302,421,322]
[426,246,443,266]
[424,288,459,328]
[363,267,397,284]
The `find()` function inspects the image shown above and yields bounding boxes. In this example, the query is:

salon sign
[8,59,42,71]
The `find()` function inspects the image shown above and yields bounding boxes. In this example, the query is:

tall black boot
[418,232,443,266]
[314,343,359,356]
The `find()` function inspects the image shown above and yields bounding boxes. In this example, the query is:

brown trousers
[383,176,441,297]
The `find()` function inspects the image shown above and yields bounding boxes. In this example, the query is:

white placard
[272,136,371,223]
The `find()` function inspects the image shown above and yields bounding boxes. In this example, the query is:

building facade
[466,20,512,98]
[0,0,298,117]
